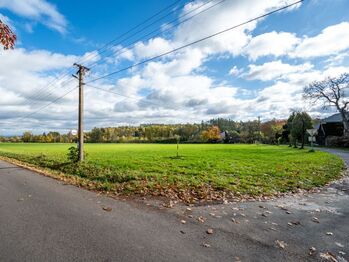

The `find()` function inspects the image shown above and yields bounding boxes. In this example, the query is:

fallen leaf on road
[277,205,288,211]
[197,216,205,223]
[162,200,174,208]
[275,240,287,249]
[288,221,301,226]
[309,247,316,256]
[335,242,344,248]
[231,218,240,224]
[319,252,337,262]
[102,207,112,212]
[206,228,214,234]
[312,217,320,223]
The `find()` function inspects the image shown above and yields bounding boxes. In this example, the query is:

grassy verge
[0,143,344,202]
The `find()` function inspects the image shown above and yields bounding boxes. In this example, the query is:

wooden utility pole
[73,63,90,162]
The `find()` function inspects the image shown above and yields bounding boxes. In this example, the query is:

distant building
[220,131,227,141]
[316,112,349,145]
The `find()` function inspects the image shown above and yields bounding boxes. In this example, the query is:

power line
[19,0,218,113]
[21,0,220,111]
[22,78,76,110]
[22,0,218,109]
[19,86,78,120]
[17,0,303,123]
[12,0,190,123]
[86,83,172,109]
[19,0,186,108]
[72,0,186,68]
[87,0,303,84]
[84,0,219,70]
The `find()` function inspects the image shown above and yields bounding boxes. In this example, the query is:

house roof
[321,112,349,124]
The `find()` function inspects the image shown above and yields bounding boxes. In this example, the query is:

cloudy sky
[0,0,349,135]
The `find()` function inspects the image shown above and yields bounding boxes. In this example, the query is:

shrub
[67,146,79,163]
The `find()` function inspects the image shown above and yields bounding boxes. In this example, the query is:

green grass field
[0,143,344,201]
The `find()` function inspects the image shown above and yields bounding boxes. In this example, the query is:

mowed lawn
[0,143,344,199]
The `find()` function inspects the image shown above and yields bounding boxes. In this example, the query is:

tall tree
[22,131,33,143]
[286,112,297,147]
[0,20,16,50]
[304,73,349,137]
[291,112,313,149]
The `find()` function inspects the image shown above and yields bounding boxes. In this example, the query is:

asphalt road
[0,148,348,262]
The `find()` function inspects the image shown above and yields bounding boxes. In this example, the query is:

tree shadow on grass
[166,156,186,160]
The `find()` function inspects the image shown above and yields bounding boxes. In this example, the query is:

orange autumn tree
[201,126,221,142]
[0,19,16,50]
[260,119,286,144]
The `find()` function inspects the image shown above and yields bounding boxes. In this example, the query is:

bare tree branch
[303,73,349,137]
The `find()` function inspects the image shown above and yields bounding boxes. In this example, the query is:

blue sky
[0,0,349,135]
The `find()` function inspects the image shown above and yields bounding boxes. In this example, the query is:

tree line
[0,112,314,146]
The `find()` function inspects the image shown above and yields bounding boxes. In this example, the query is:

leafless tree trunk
[304,73,349,137]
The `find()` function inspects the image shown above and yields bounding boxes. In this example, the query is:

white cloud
[142,48,205,77]
[229,66,243,76]
[174,0,299,57]
[0,0,67,33]
[292,22,349,58]
[243,22,349,61]
[325,51,349,67]
[242,60,313,81]
[0,48,77,72]
[0,48,100,133]
[134,37,173,60]
[250,81,305,119]
[244,31,300,61]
